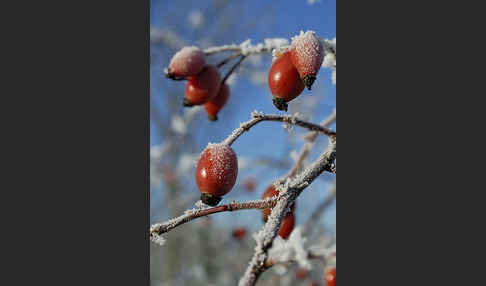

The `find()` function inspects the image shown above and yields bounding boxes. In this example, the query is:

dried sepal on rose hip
[324,266,336,286]
[184,65,221,106]
[290,30,324,90]
[261,185,296,239]
[204,83,230,121]
[268,51,305,111]
[167,46,206,78]
[195,143,238,206]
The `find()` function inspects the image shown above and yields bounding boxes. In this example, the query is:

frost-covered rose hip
[196,143,238,206]
[268,51,304,111]
[290,31,324,90]
[204,83,230,121]
[324,267,336,286]
[168,46,206,77]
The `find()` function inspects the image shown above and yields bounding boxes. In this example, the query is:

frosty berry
[168,46,206,78]
[290,31,324,90]
[195,143,238,206]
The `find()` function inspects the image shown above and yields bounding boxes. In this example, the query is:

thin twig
[223,112,336,146]
[216,52,242,68]
[222,55,246,84]
[150,197,278,239]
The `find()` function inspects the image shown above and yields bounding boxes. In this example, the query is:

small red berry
[290,31,324,90]
[278,213,295,239]
[184,65,221,106]
[242,177,257,192]
[195,143,238,206]
[268,51,305,111]
[204,83,230,121]
[324,267,336,286]
[296,268,309,280]
[168,46,206,78]
[261,185,295,222]
[232,227,247,240]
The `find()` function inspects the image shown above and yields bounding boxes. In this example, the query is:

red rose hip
[324,267,336,286]
[184,65,221,106]
[278,213,295,239]
[268,51,305,111]
[204,83,230,121]
[196,143,238,206]
[168,46,206,78]
[290,31,324,90]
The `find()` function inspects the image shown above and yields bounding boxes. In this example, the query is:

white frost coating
[204,38,289,55]
[151,233,166,246]
[202,143,238,187]
[171,115,187,135]
[267,227,312,269]
[322,53,336,68]
[291,30,324,75]
[168,46,205,76]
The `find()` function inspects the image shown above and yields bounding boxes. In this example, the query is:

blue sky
[150,0,336,232]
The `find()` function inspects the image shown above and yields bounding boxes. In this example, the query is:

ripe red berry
[168,46,206,78]
[261,185,295,222]
[278,213,295,239]
[290,31,324,90]
[232,227,247,240]
[324,267,336,286]
[268,51,305,111]
[184,65,221,106]
[204,83,230,121]
[296,268,309,280]
[195,143,238,206]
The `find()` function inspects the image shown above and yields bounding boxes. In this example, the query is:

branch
[222,55,246,84]
[203,38,289,56]
[223,112,336,146]
[150,197,278,240]
[238,137,336,286]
